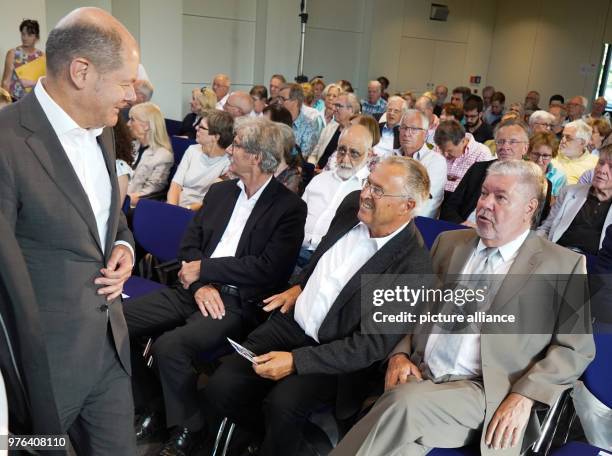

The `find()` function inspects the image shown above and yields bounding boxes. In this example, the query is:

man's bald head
[46,7,138,78]
[224,91,253,118]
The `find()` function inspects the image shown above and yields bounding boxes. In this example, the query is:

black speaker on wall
[430,3,450,21]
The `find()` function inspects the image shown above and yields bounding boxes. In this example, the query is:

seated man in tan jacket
[333,159,595,456]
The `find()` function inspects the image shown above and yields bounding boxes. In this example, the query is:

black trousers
[203,312,338,456]
[124,285,245,431]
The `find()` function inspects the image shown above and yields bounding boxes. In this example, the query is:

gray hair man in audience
[361,80,387,116]
[212,73,231,109]
[538,145,612,255]
[298,124,373,266]
[399,109,447,218]
[528,110,555,135]
[482,85,495,109]
[524,90,541,110]
[553,119,597,184]
[374,95,407,157]
[223,91,254,119]
[433,84,448,116]
[334,159,594,456]
[415,95,440,145]
[566,95,588,122]
[134,79,154,104]
[588,96,609,120]
[269,73,286,99]
[279,82,322,157]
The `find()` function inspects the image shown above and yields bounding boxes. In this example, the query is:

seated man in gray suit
[203,156,435,456]
[333,160,595,456]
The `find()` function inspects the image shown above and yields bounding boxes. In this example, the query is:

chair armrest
[530,388,574,455]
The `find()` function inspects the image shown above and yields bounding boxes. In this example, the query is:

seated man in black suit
[441,118,551,226]
[124,117,307,455]
[202,156,435,456]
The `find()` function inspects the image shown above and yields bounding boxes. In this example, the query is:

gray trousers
[331,378,486,456]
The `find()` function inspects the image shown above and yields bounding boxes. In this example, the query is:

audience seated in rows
[537,145,612,255]
[398,109,447,218]
[333,159,594,455]
[299,124,373,267]
[434,119,492,194]
[125,117,307,454]
[204,156,434,456]
[552,119,598,184]
[167,110,233,210]
[127,102,173,206]
[178,87,216,139]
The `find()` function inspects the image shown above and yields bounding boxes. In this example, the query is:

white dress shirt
[34,79,132,257]
[302,165,370,250]
[210,177,272,258]
[409,143,447,218]
[373,123,397,158]
[215,93,230,110]
[424,229,530,377]
[294,221,408,341]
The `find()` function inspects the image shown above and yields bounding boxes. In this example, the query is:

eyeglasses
[529,151,553,162]
[362,178,410,199]
[561,134,580,143]
[332,103,350,110]
[532,122,552,129]
[196,124,208,131]
[231,140,245,151]
[386,108,403,115]
[399,125,426,135]
[336,146,364,160]
[277,95,290,103]
[495,139,527,147]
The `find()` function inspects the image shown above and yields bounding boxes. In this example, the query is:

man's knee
[151,330,187,362]
[378,382,427,416]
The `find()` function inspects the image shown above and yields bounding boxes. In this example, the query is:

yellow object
[15,55,46,92]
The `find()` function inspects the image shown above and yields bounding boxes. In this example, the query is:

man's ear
[526,197,539,221]
[68,58,91,89]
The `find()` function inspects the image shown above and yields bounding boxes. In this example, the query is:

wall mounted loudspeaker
[430,3,450,21]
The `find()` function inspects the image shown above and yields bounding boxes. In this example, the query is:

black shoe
[135,410,165,442]
[158,427,199,456]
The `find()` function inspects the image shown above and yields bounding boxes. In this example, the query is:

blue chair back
[165,118,182,137]
[122,194,131,215]
[583,322,612,408]
[132,199,195,262]
[414,216,469,250]
[169,136,197,180]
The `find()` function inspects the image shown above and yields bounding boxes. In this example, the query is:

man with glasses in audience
[538,146,612,256]
[399,109,447,218]
[463,95,493,143]
[212,73,231,109]
[223,91,254,119]
[528,110,555,135]
[203,156,434,456]
[124,118,307,455]
[553,119,598,184]
[441,119,532,226]
[374,95,407,157]
[361,80,387,116]
[278,83,322,158]
[298,124,373,267]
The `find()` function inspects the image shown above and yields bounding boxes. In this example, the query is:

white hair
[387,96,408,113]
[528,110,555,126]
[401,109,430,131]
[380,156,430,212]
[565,119,593,143]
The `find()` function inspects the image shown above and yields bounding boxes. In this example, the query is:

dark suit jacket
[440,159,552,224]
[178,112,198,139]
[0,92,135,419]
[179,178,307,310]
[0,213,63,447]
[378,121,400,150]
[290,191,434,419]
[595,223,612,272]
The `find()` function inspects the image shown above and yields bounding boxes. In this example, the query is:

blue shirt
[361,97,387,116]
[294,111,322,157]
[546,162,567,197]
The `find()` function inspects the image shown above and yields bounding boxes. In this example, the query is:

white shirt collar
[475,229,530,263]
[360,220,410,249]
[34,78,103,139]
[413,143,431,161]
[236,175,273,201]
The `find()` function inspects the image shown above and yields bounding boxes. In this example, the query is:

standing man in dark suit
[0,7,139,455]
[203,156,435,456]
[125,117,307,455]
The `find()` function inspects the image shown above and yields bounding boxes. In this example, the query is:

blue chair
[165,118,182,137]
[121,194,130,215]
[123,199,195,300]
[169,136,197,179]
[414,216,470,250]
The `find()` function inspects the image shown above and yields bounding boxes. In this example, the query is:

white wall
[46,0,111,30]
[487,0,609,106]
[0,0,47,74]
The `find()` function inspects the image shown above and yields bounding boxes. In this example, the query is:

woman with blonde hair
[178,87,217,138]
[127,102,174,205]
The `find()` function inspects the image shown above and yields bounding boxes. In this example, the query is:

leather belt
[213,283,240,297]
